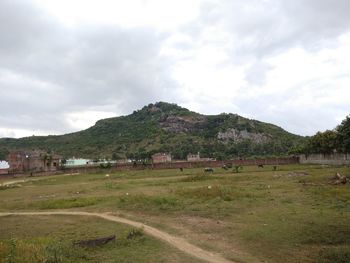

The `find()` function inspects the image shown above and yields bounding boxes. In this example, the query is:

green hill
[0,102,306,160]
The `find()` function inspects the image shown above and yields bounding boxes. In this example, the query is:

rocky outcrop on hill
[159,115,206,133]
[217,128,272,144]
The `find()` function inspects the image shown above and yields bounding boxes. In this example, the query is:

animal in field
[258,164,264,168]
[204,167,214,172]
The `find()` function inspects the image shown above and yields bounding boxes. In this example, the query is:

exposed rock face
[159,115,206,133]
[217,128,271,144]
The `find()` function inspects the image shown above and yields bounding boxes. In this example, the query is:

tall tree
[336,115,350,153]
[307,130,337,154]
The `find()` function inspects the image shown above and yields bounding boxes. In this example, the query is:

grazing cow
[204,167,214,172]
[179,167,183,172]
[258,164,264,168]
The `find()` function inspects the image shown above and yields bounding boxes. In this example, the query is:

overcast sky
[1,0,349,138]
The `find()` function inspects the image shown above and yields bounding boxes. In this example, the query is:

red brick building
[151,153,172,163]
[7,151,61,173]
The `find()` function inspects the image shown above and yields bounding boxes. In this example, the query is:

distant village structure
[7,151,61,173]
[0,148,299,176]
[187,152,201,162]
[152,153,172,163]
[64,158,117,167]
[0,160,9,175]
[187,152,216,162]
[65,158,92,167]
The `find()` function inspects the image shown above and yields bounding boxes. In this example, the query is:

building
[152,153,172,163]
[63,158,117,167]
[65,158,92,167]
[187,152,216,162]
[0,160,9,175]
[7,151,61,173]
[187,152,200,162]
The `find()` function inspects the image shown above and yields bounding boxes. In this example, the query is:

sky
[0,0,349,138]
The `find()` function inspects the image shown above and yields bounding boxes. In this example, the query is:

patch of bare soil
[128,212,260,263]
[173,215,261,262]
[273,171,309,179]
[286,171,309,177]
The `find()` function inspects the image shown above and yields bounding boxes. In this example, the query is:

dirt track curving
[0,211,234,263]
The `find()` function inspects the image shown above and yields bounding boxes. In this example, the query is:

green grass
[0,164,349,262]
[0,215,202,263]
[318,246,350,263]
[37,197,104,209]
[123,195,180,210]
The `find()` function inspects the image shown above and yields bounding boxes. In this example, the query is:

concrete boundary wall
[299,153,350,165]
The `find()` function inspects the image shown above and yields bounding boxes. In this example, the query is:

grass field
[0,214,201,263]
[0,164,349,262]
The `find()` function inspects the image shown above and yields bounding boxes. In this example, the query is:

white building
[0,160,9,169]
[64,158,92,167]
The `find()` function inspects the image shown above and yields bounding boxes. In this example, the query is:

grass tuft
[38,197,102,209]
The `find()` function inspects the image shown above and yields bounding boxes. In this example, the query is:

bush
[38,197,100,209]
[127,229,144,240]
[233,165,243,173]
[100,162,112,169]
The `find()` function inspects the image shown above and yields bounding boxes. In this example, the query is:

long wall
[63,157,299,174]
[0,169,9,175]
[299,153,350,165]
[1,157,299,178]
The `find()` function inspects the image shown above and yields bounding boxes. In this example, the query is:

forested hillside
[0,102,306,160]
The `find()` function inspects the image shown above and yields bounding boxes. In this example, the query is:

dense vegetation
[0,102,306,160]
[294,115,350,154]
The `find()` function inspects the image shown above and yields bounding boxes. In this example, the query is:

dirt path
[0,173,80,186]
[0,173,185,187]
[0,211,234,263]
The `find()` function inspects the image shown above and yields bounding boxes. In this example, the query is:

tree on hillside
[336,115,350,153]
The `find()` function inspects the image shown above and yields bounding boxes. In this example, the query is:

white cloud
[33,0,201,30]
[65,110,116,130]
[0,128,54,138]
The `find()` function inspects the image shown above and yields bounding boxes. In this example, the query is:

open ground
[0,164,349,262]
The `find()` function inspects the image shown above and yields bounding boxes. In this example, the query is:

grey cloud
[244,61,273,86]
[214,0,350,56]
[234,85,350,136]
[0,0,349,137]
[189,0,350,87]
[0,0,178,135]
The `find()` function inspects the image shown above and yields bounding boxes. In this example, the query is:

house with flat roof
[7,151,61,173]
[152,153,172,163]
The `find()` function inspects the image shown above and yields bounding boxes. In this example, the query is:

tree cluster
[302,115,350,154]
